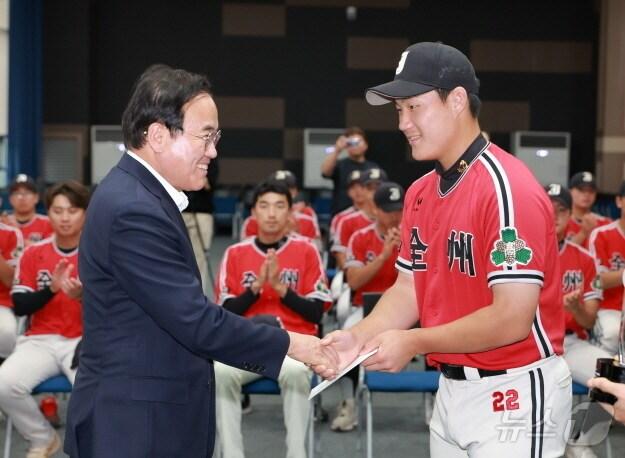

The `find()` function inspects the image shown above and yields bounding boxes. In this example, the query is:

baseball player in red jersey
[0,223,24,359]
[214,181,331,458]
[4,174,54,246]
[566,172,611,248]
[267,169,320,227]
[0,181,89,457]
[546,184,610,458]
[323,42,571,457]
[330,182,403,432]
[331,168,385,268]
[587,180,625,355]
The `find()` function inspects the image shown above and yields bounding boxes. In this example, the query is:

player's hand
[381,227,401,260]
[60,264,83,299]
[321,329,362,372]
[251,260,268,294]
[267,249,287,297]
[580,213,598,234]
[361,329,418,373]
[563,288,582,312]
[287,331,339,379]
[50,259,71,293]
[587,377,625,424]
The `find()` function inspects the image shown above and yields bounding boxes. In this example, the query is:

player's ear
[449,87,469,118]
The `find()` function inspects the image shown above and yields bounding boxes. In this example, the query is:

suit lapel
[117,154,201,280]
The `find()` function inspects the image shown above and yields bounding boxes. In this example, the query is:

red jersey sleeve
[12,245,38,293]
[300,242,331,308]
[396,181,421,275]
[588,227,610,272]
[579,247,602,303]
[479,157,551,288]
[345,231,366,269]
[0,226,23,267]
[215,245,242,304]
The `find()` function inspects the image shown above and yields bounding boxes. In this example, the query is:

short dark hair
[436,88,481,119]
[251,181,292,208]
[122,64,213,150]
[45,180,90,210]
[344,126,368,144]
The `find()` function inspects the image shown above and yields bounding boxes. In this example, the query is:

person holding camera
[321,126,378,215]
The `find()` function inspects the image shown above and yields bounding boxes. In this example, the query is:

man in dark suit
[64,65,336,458]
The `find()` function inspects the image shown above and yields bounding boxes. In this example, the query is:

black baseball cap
[374,182,405,212]
[268,170,297,189]
[347,169,364,187]
[362,168,388,185]
[366,42,480,106]
[569,171,597,190]
[9,174,37,194]
[545,184,572,209]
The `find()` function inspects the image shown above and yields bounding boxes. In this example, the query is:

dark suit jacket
[65,154,289,457]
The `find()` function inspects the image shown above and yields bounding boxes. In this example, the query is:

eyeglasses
[185,129,221,151]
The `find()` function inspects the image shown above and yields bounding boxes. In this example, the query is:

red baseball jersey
[11,238,82,337]
[295,204,319,226]
[0,223,24,308]
[396,143,564,370]
[216,235,331,335]
[559,240,602,339]
[331,210,374,253]
[329,206,356,244]
[16,214,53,246]
[240,213,320,241]
[588,221,625,311]
[566,213,611,248]
[345,223,398,306]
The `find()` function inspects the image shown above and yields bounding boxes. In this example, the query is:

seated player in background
[547,183,613,458]
[0,180,89,458]
[0,218,23,361]
[3,174,53,246]
[331,168,386,268]
[240,172,321,248]
[567,172,611,248]
[214,181,331,458]
[330,182,403,432]
[588,180,625,354]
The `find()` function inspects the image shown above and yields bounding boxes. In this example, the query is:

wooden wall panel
[223,4,285,36]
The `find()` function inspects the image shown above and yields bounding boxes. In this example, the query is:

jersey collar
[436,134,488,194]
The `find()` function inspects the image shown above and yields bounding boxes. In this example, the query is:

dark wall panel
[42,0,600,186]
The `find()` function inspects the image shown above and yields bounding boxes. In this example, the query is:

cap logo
[16,174,29,183]
[547,183,561,196]
[389,187,401,201]
[582,172,593,183]
[351,171,360,180]
[370,169,380,179]
[395,51,408,75]
[276,170,287,180]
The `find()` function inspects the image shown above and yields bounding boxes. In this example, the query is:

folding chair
[356,370,439,458]
[3,375,72,458]
[239,376,319,458]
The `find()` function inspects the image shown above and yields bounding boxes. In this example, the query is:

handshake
[286,327,419,379]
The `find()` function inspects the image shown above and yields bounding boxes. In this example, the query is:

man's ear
[449,86,469,117]
[145,122,167,153]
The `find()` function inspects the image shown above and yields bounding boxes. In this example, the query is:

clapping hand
[60,264,83,299]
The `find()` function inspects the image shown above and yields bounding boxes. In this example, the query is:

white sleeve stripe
[488,277,544,287]
[583,291,602,301]
[344,260,365,269]
[487,269,544,280]
[11,285,34,294]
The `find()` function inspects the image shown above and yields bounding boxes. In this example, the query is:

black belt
[440,363,507,380]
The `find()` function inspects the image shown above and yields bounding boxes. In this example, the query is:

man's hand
[588,377,625,424]
[380,227,401,260]
[321,329,362,372]
[288,331,338,379]
[60,264,83,299]
[250,260,268,295]
[334,135,348,152]
[563,288,582,312]
[266,249,287,297]
[361,329,418,373]
[50,259,71,293]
